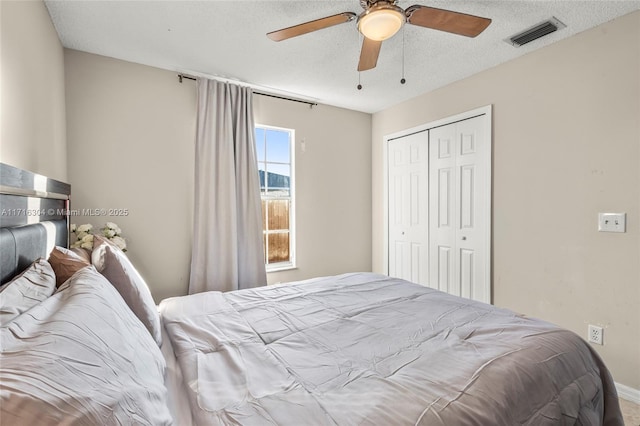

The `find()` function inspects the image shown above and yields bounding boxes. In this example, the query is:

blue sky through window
[266,130,289,165]
[256,127,291,178]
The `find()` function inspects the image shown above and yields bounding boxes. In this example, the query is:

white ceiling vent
[506,17,566,47]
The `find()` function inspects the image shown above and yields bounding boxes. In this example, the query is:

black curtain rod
[177,74,317,108]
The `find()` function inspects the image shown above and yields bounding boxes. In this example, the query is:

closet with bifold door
[386,107,491,304]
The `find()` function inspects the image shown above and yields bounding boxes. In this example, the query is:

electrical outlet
[598,213,626,233]
[588,325,603,345]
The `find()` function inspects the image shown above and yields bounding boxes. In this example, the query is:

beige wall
[1,0,67,181]
[65,50,196,302]
[372,11,640,390]
[65,50,372,301]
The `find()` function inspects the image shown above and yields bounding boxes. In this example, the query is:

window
[255,125,295,271]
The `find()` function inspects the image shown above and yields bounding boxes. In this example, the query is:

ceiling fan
[267,0,492,72]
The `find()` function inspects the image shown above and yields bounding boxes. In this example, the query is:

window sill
[266,263,297,273]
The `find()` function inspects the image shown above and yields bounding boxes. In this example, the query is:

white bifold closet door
[429,116,489,303]
[388,113,490,303]
[388,131,429,286]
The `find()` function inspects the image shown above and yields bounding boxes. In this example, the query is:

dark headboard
[0,163,71,285]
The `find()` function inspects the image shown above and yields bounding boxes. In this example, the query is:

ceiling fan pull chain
[357,30,363,90]
[401,26,406,85]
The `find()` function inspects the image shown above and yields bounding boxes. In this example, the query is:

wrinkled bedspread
[159,273,622,425]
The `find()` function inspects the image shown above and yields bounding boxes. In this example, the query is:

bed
[0,163,624,425]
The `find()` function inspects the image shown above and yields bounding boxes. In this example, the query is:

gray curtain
[189,79,267,294]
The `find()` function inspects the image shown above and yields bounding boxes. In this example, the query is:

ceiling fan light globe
[358,4,405,42]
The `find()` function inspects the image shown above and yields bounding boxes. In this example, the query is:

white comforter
[160,273,622,425]
[0,267,173,425]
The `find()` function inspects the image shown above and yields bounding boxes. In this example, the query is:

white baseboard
[616,382,640,404]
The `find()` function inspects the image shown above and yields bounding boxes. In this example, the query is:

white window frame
[255,124,296,272]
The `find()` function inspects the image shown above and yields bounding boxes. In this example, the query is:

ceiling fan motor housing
[359,0,399,9]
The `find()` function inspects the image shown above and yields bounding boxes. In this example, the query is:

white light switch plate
[598,213,626,233]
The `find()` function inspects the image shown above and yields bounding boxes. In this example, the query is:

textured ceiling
[45,1,640,113]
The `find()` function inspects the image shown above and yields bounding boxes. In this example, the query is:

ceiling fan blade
[406,5,491,37]
[358,37,382,71]
[267,12,356,41]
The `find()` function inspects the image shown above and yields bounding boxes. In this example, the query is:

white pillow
[0,258,56,326]
[0,266,173,425]
[92,234,162,346]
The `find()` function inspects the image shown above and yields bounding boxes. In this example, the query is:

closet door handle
[461,236,467,240]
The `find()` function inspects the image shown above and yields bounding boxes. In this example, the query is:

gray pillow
[92,235,162,346]
[0,258,56,325]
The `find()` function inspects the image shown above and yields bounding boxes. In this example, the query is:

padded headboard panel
[0,221,68,284]
[0,163,71,285]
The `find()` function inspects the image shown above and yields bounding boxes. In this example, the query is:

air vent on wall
[506,17,566,47]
